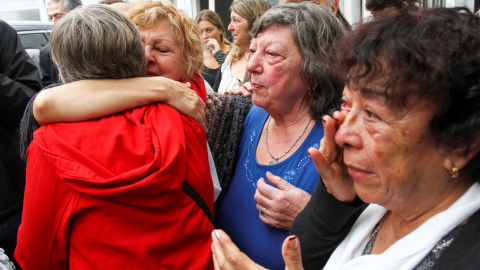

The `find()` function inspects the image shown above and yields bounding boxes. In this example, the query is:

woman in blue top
[215,3,344,269]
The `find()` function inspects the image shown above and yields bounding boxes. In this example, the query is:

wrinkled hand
[224,82,253,97]
[211,230,266,270]
[307,110,355,203]
[206,38,222,54]
[160,77,207,132]
[254,172,311,230]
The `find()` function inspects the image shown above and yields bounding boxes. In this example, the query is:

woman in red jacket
[16,3,214,269]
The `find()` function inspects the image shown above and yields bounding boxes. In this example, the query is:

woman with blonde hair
[213,0,271,93]
[195,9,231,87]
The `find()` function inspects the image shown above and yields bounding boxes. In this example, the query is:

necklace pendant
[269,159,279,165]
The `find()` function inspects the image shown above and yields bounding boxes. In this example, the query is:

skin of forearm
[33,78,167,125]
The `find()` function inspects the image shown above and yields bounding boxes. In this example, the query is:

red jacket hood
[31,75,207,206]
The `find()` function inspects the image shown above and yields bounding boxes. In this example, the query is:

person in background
[40,0,82,87]
[0,19,41,269]
[280,0,350,30]
[366,0,421,19]
[228,0,347,100]
[100,0,130,13]
[195,10,231,88]
[213,0,271,94]
[213,3,344,269]
[281,0,338,13]
[16,4,214,269]
[213,6,480,270]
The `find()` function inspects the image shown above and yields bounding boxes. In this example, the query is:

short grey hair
[49,0,83,12]
[50,4,146,83]
[250,2,345,121]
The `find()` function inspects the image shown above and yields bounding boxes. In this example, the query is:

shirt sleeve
[213,50,227,66]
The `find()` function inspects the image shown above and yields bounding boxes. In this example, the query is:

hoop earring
[451,166,459,178]
[308,88,314,96]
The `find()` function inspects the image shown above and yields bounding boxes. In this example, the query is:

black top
[289,182,366,269]
[39,44,60,88]
[201,50,227,88]
[0,20,42,218]
[202,66,218,88]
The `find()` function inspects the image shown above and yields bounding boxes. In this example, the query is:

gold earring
[451,166,459,178]
[308,88,314,96]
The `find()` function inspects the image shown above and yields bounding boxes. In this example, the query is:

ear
[444,135,480,173]
[331,0,339,15]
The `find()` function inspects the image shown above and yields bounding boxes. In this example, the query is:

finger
[255,203,272,220]
[199,117,208,133]
[224,87,243,95]
[212,230,257,270]
[266,171,294,191]
[211,230,232,270]
[240,88,252,97]
[320,115,339,164]
[308,147,335,181]
[282,236,304,270]
[255,178,278,201]
[212,244,221,270]
[259,210,271,224]
[182,81,192,89]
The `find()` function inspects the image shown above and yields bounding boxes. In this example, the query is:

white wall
[446,0,475,9]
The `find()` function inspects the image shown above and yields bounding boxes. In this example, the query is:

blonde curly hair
[127,0,203,81]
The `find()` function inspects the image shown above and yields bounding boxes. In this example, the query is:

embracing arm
[33,77,206,130]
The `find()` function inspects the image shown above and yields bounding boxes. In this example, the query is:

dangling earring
[450,166,459,178]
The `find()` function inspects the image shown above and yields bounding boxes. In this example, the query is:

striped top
[217,55,244,94]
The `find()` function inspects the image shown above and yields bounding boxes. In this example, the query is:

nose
[145,47,155,64]
[228,21,234,32]
[246,50,262,75]
[334,109,363,149]
[202,31,208,40]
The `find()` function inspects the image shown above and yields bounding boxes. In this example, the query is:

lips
[146,69,159,77]
[344,163,374,180]
[249,82,264,91]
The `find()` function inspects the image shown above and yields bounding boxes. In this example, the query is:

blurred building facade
[0,0,478,34]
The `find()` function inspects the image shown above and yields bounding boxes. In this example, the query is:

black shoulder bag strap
[182,180,214,225]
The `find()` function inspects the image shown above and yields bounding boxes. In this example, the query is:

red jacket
[16,76,214,269]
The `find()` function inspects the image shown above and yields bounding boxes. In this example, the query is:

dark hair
[365,0,421,11]
[251,2,345,121]
[333,8,480,178]
[49,0,83,12]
